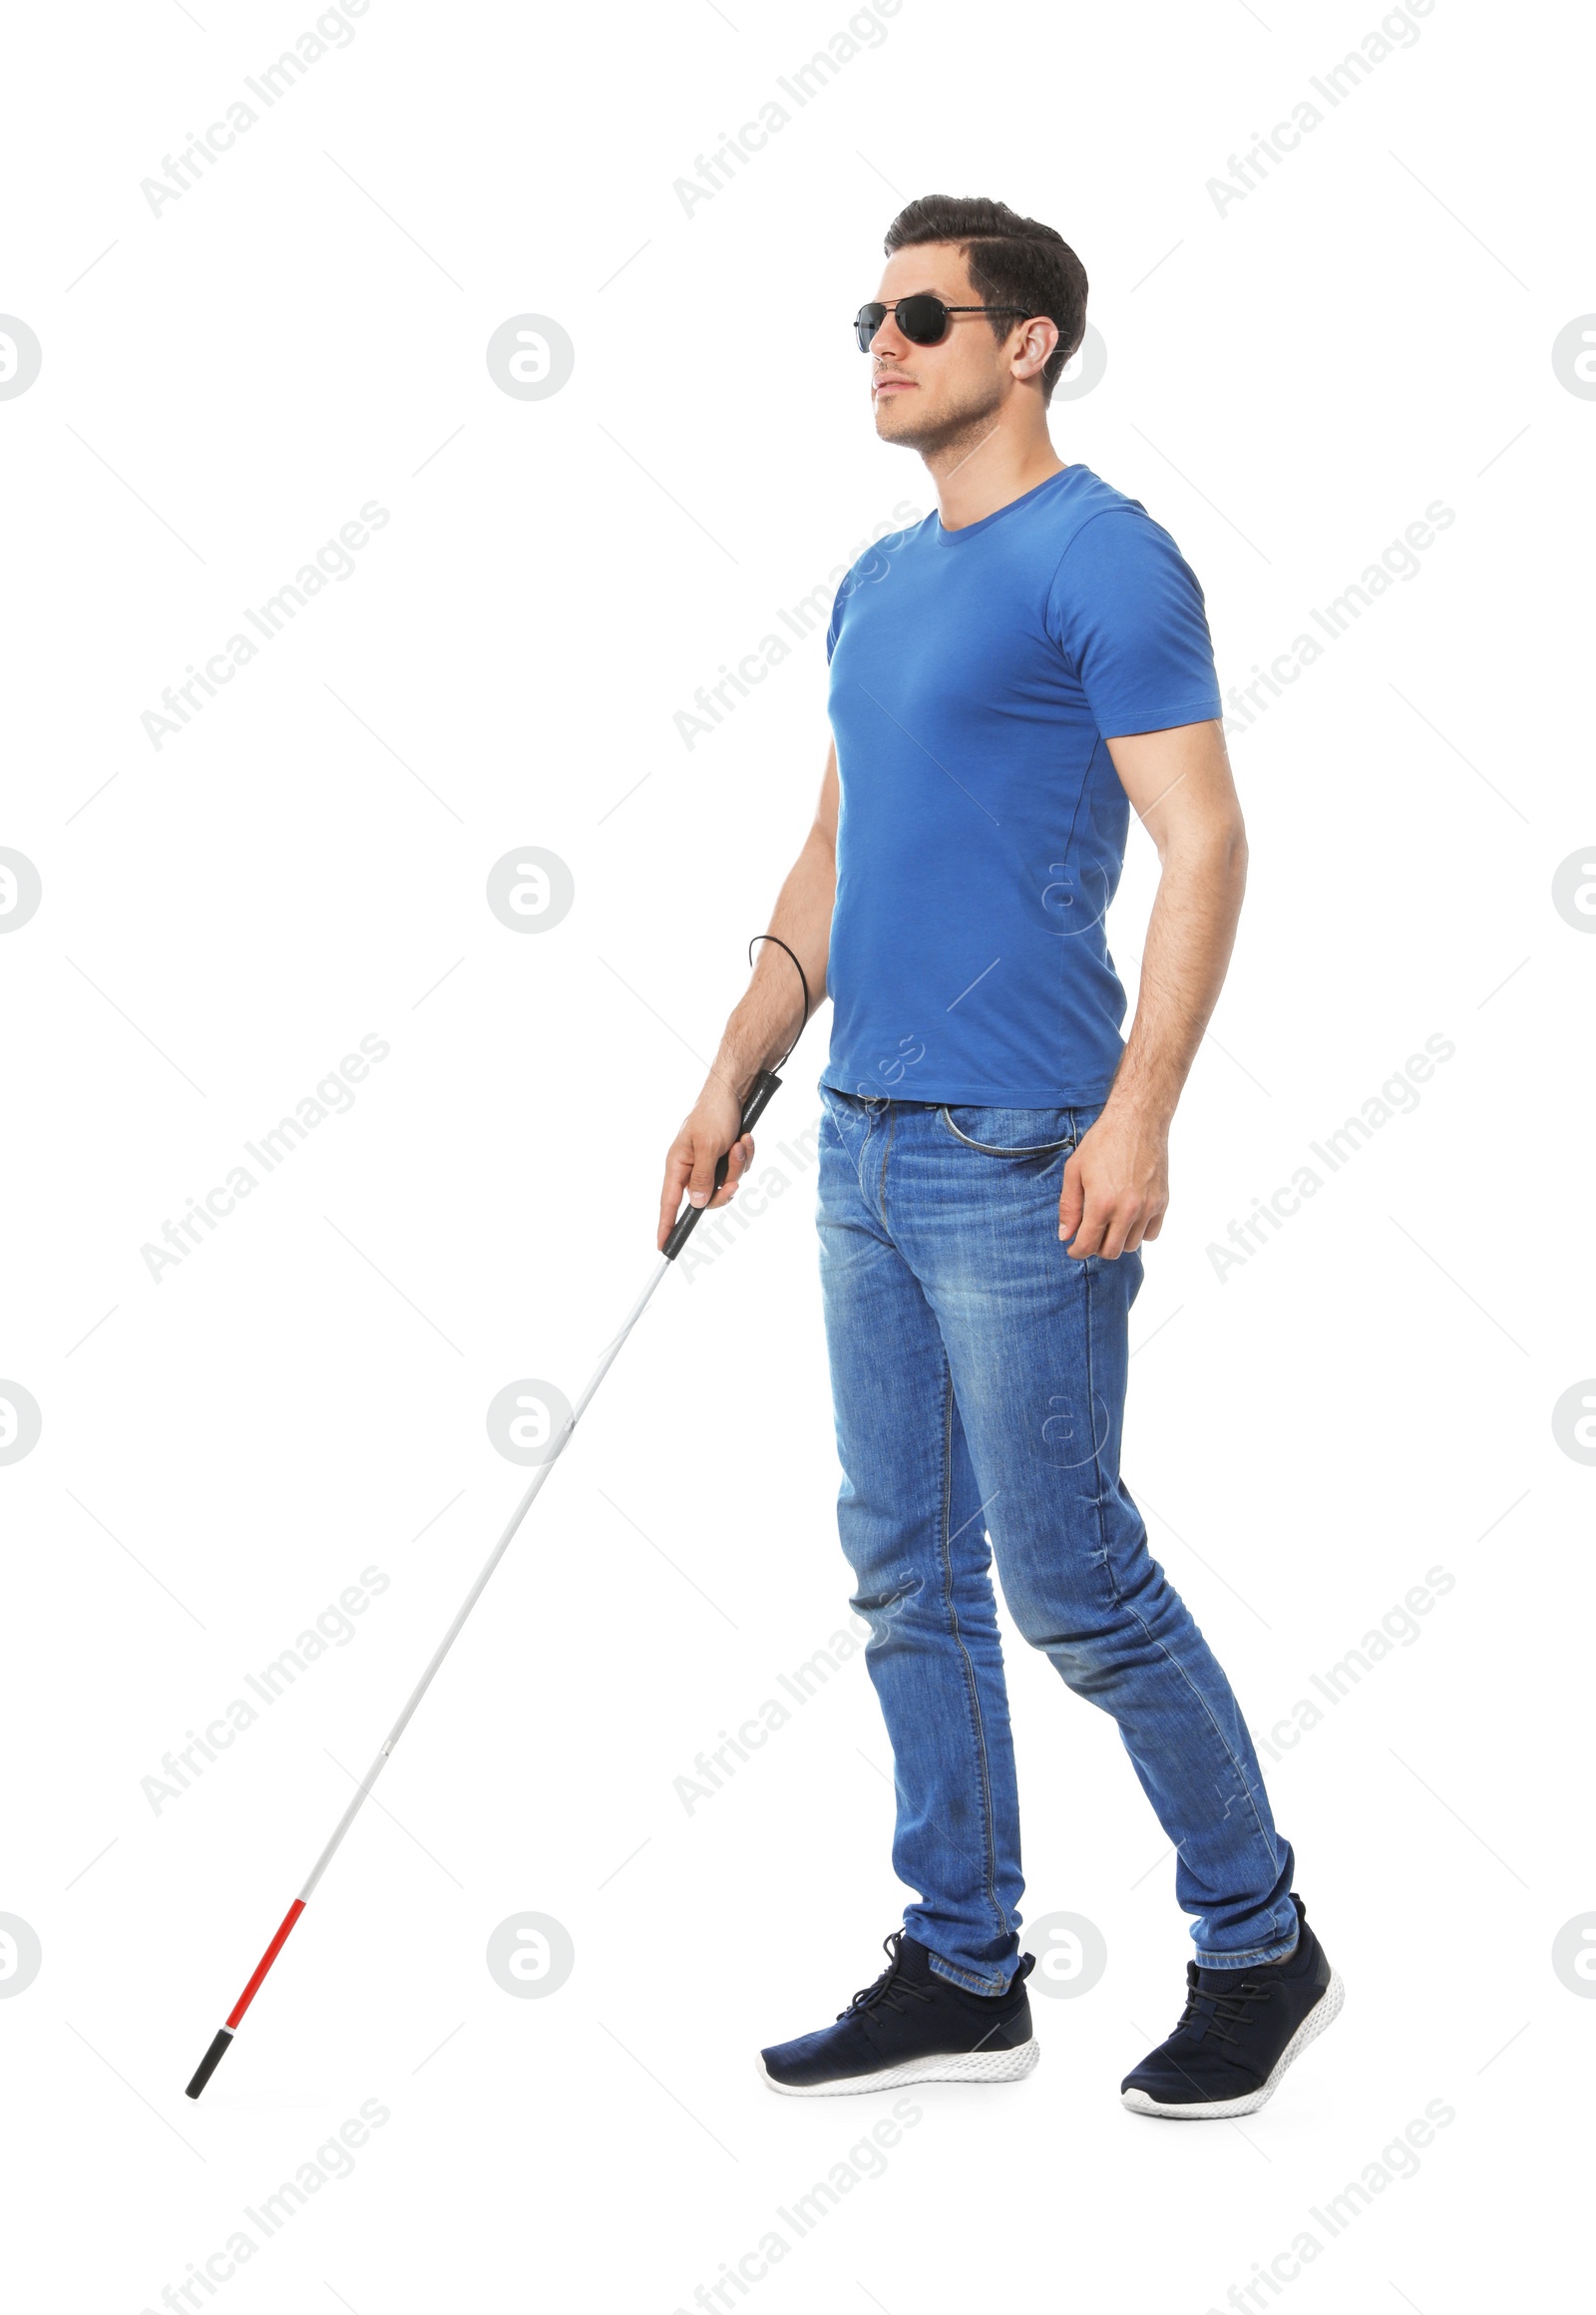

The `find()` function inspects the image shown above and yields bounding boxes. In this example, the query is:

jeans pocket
[938,1104,1078,1158]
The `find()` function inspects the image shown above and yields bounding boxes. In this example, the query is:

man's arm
[655,743,839,1251]
[1057,717,1247,1260]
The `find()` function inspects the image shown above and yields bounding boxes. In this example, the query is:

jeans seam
[1081,1249,1284,1912]
[1196,1928,1300,1969]
[927,1952,1006,1996]
[846,1096,877,1206]
[936,1356,1007,1975]
[875,1101,897,1225]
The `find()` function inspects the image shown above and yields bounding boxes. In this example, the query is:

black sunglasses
[853,294,1026,352]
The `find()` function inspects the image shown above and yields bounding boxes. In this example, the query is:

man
[656,195,1342,2119]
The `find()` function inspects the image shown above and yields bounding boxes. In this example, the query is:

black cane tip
[185,2027,233,2100]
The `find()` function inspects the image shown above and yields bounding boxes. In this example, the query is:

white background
[2,0,1591,2308]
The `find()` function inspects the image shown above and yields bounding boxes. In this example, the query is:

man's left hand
[1058,1102,1170,1260]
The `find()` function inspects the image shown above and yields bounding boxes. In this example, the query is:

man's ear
[1011,315,1060,384]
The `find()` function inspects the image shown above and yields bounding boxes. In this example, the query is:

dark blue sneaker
[759,1930,1039,2097]
[1121,1894,1344,2119]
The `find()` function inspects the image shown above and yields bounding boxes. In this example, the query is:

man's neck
[926,423,1066,533]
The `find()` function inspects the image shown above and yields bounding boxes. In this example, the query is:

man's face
[864,243,1023,453]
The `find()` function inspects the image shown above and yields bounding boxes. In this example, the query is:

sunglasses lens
[854,303,887,351]
[896,295,950,345]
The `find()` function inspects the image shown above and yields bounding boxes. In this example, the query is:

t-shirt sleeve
[1044,508,1222,736]
[825,571,852,664]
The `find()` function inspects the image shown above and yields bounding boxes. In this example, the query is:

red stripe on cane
[225,1898,306,2029]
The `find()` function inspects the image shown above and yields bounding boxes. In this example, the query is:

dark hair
[883,194,1087,402]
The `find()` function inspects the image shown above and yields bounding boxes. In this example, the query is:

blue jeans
[816,1086,1297,1993]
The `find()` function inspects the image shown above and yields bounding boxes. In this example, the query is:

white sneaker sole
[1121,1968,1346,2120]
[759,2039,1040,2098]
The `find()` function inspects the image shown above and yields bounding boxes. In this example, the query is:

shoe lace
[1174,1971,1272,2049]
[838,1931,936,2024]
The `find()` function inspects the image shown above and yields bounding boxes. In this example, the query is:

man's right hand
[656,1078,756,1252]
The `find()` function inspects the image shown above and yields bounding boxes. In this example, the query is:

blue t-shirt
[822,463,1222,1106]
